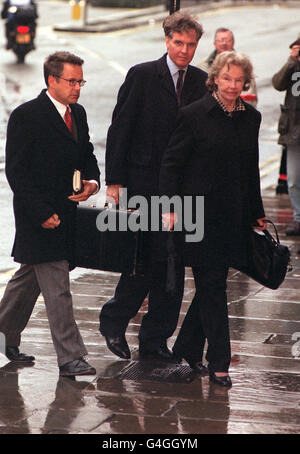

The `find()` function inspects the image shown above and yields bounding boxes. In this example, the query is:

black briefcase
[74,205,144,275]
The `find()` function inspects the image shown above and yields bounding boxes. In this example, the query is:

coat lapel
[156,55,177,100]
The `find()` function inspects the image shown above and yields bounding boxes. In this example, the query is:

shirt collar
[46,91,70,119]
[213,91,245,116]
[166,54,187,77]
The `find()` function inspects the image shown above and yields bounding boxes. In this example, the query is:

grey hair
[206,51,254,92]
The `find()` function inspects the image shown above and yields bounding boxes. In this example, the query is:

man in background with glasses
[0,51,100,376]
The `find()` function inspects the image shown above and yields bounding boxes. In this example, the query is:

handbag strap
[262,219,280,244]
[254,219,292,272]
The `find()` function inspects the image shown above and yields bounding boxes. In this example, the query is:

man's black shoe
[276,180,288,195]
[172,353,207,374]
[105,335,131,359]
[139,344,175,361]
[5,346,35,362]
[189,361,208,375]
[59,358,96,377]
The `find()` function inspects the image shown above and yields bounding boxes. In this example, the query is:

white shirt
[166,54,187,89]
[46,91,70,119]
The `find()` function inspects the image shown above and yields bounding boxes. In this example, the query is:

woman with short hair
[159,51,266,387]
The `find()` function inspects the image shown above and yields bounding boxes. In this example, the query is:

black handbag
[74,204,145,275]
[237,219,292,290]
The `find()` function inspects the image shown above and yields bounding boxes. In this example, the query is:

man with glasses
[199,27,258,106]
[0,51,100,376]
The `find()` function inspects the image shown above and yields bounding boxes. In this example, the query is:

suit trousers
[173,264,231,373]
[0,260,87,366]
[99,257,185,350]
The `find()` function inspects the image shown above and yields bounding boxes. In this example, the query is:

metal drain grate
[116,361,197,384]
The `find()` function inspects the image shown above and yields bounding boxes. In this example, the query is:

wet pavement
[0,188,300,436]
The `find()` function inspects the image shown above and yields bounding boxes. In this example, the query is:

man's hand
[290,45,300,62]
[42,213,60,229]
[68,180,98,202]
[106,184,123,205]
[162,212,178,232]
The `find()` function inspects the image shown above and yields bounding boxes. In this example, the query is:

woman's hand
[162,212,178,232]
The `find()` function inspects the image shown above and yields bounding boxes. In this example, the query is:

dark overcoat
[159,92,265,268]
[105,54,208,198]
[5,89,100,265]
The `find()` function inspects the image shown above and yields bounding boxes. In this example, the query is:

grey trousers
[0,260,87,366]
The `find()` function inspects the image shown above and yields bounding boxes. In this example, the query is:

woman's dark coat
[159,92,265,268]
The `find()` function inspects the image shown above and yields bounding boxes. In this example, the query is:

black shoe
[104,334,131,359]
[173,353,207,374]
[139,344,175,361]
[5,346,35,363]
[59,358,96,377]
[189,361,208,375]
[209,372,232,388]
[276,180,288,195]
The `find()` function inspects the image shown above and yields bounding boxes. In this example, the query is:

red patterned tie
[64,107,73,134]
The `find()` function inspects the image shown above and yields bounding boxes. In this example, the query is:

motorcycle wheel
[17,52,25,64]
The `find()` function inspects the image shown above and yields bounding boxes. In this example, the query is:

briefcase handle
[104,201,119,210]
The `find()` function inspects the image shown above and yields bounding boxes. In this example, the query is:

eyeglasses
[53,75,86,87]
[215,38,233,44]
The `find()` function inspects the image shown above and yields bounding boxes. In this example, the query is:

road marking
[38,25,128,76]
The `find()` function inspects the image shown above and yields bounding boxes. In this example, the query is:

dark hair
[206,51,254,92]
[163,11,203,41]
[44,51,84,86]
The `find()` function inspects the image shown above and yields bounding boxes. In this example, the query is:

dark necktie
[176,69,185,105]
[64,107,73,134]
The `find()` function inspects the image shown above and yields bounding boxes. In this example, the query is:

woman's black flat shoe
[209,372,232,388]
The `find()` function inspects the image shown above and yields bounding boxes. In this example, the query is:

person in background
[199,27,258,107]
[1,0,38,49]
[272,37,300,235]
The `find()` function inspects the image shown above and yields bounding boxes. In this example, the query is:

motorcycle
[2,1,37,63]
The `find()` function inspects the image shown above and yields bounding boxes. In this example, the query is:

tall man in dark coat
[0,51,100,376]
[99,11,208,361]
